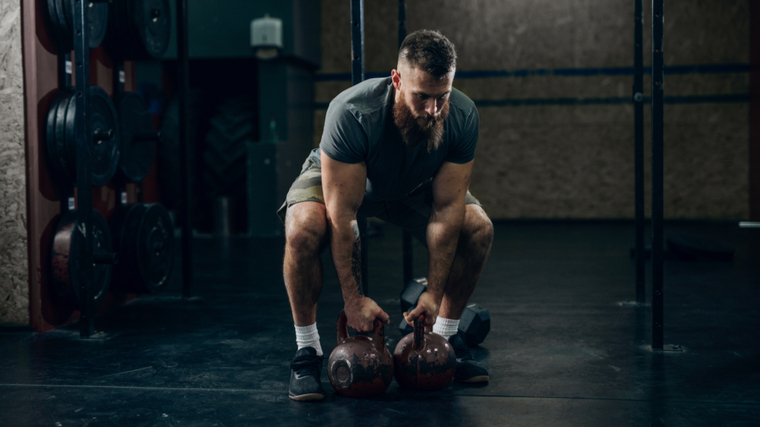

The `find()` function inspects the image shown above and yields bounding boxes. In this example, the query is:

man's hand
[344,296,390,332]
[406,292,439,328]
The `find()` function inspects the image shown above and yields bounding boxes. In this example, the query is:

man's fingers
[376,309,391,324]
[406,307,420,324]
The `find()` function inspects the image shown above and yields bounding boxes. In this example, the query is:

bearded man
[278,30,493,401]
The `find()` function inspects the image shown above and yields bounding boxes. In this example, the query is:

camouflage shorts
[277,151,484,245]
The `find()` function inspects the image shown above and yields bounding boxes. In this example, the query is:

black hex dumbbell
[397,277,490,347]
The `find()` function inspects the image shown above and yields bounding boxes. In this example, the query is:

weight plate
[134,0,171,58]
[87,86,121,185]
[58,0,109,50]
[57,90,74,176]
[55,0,72,51]
[137,204,173,292]
[111,203,174,293]
[45,90,69,181]
[50,209,113,309]
[63,91,76,181]
[87,1,110,49]
[63,86,121,187]
[45,0,65,48]
[116,92,156,182]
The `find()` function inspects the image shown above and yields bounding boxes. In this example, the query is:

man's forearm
[426,204,465,303]
[329,217,364,304]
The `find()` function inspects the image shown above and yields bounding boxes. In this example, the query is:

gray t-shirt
[314,77,478,202]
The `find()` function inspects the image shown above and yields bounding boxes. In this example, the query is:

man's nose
[424,98,438,116]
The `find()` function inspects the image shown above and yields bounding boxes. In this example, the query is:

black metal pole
[351,0,368,297]
[398,0,414,285]
[73,0,94,338]
[177,0,193,298]
[634,0,645,304]
[351,0,365,86]
[651,0,665,350]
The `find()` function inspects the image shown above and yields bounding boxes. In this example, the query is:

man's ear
[391,69,401,90]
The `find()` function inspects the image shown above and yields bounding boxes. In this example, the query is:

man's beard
[393,98,449,152]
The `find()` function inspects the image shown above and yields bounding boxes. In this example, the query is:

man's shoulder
[449,87,476,116]
[330,77,392,119]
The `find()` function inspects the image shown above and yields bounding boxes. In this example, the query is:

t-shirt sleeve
[445,106,479,164]
[319,101,368,164]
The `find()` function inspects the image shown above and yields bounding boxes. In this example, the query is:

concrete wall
[0,0,29,326]
[316,0,750,220]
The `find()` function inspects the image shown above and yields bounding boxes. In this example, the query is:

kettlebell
[327,310,394,398]
[393,314,456,391]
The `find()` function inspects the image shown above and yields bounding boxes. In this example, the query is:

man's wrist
[343,293,363,307]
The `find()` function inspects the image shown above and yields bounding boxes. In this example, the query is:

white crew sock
[433,316,460,341]
[295,323,323,356]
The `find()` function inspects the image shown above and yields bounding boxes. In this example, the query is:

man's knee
[285,203,328,255]
[460,205,494,255]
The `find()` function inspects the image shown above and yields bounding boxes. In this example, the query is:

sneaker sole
[289,392,326,401]
[455,375,489,384]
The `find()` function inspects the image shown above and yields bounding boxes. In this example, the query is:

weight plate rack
[42,0,175,338]
[43,0,116,338]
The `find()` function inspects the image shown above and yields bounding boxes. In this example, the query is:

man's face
[391,65,454,151]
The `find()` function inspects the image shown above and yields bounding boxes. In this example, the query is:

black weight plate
[45,90,64,180]
[112,203,174,293]
[64,86,121,187]
[116,92,155,182]
[50,209,113,309]
[55,0,73,51]
[63,89,77,181]
[45,0,65,49]
[109,204,137,256]
[60,0,73,47]
[87,1,110,49]
[61,0,109,49]
[88,86,121,186]
[48,89,74,181]
[136,204,173,292]
[55,91,73,166]
[134,0,171,59]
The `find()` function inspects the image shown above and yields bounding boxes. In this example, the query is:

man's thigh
[277,151,323,224]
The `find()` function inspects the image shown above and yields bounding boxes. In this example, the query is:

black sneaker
[449,333,489,383]
[289,347,326,401]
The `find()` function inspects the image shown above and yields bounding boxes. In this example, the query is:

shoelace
[290,354,323,378]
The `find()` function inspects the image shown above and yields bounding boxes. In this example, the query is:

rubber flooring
[0,221,758,426]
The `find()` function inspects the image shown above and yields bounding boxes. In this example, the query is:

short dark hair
[398,30,457,79]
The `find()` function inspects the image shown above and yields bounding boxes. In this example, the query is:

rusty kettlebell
[393,314,456,391]
[327,310,394,398]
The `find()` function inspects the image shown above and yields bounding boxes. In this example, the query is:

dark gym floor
[1,221,758,426]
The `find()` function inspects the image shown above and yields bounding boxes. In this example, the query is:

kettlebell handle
[336,310,386,353]
[414,315,425,351]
